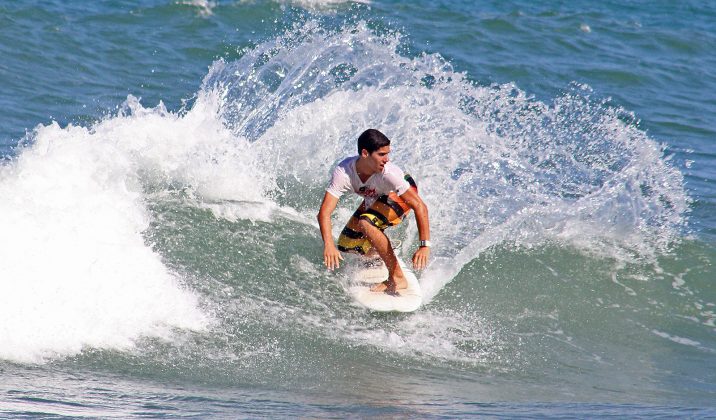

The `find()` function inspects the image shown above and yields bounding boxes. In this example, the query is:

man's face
[364,145,390,173]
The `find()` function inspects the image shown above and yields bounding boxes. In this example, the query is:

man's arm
[399,188,431,269]
[317,191,344,270]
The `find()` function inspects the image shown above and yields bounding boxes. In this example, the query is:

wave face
[1,15,713,412]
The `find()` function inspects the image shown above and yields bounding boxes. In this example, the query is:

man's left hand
[412,246,430,270]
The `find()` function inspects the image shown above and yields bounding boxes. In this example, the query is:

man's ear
[360,149,369,158]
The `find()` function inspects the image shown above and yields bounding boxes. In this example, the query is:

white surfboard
[349,257,423,312]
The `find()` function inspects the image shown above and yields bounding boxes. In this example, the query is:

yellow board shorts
[337,175,417,255]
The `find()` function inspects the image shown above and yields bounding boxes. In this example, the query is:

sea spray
[200,21,689,300]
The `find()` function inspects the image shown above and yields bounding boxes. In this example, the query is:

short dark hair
[357,129,390,154]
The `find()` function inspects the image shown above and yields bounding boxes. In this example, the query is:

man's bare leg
[357,218,407,293]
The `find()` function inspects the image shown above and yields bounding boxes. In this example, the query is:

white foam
[0,90,275,363]
[178,0,216,17]
[278,0,370,11]
[651,330,703,348]
[231,290,501,365]
[349,310,499,363]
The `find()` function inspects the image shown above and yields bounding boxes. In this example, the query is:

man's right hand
[323,245,344,270]
[318,192,342,271]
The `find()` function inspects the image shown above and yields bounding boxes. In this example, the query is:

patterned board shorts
[337,175,417,255]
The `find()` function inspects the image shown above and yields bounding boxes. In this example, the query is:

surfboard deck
[348,257,422,312]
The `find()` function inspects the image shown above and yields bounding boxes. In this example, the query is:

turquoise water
[1,1,715,417]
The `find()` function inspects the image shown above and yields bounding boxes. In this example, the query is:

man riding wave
[317,129,431,294]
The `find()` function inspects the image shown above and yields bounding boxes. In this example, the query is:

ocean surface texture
[1,0,715,417]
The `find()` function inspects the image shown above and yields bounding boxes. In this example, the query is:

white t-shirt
[326,156,411,207]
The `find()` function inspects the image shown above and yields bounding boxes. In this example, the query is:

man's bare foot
[370,276,408,295]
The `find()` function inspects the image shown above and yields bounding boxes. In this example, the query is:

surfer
[317,129,431,294]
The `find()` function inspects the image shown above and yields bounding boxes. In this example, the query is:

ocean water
[1,0,715,417]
